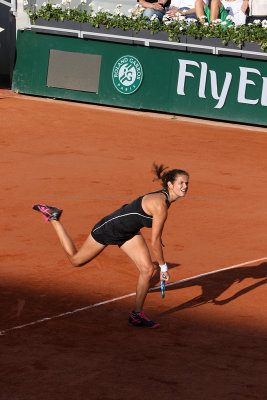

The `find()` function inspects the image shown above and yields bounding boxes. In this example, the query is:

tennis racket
[161,274,166,298]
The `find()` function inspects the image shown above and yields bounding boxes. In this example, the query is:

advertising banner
[12,30,267,126]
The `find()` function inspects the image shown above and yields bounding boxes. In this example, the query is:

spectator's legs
[195,0,207,22]
[195,0,222,23]
[179,7,198,19]
[209,0,222,22]
[143,8,166,21]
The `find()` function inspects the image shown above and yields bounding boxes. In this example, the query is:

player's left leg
[120,233,154,311]
[120,233,160,328]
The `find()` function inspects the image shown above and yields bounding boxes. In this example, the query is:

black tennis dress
[91,190,170,247]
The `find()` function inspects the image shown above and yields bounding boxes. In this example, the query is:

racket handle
[161,280,165,298]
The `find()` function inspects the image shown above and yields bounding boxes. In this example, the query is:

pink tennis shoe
[33,204,62,223]
[128,311,160,328]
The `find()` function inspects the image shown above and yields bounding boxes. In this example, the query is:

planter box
[132,29,186,50]
[150,33,187,51]
[186,36,221,54]
[149,31,170,41]
[31,18,80,37]
[242,42,267,61]
[132,28,152,45]
[29,21,266,60]
[133,28,155,40]
[216,40,242,57]
[81,23,133,44]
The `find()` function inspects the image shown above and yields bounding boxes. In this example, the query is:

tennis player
[33,163,189,328]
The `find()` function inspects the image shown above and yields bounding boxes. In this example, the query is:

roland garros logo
[112,55,143,95]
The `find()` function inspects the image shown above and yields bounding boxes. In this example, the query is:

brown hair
[152,163,189,190]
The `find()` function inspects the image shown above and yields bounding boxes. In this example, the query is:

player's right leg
[33,204,105,267]
[51,222,105,267]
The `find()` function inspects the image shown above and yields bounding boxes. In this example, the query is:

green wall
[12,30,267,126]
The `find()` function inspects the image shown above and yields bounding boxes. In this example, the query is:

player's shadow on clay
[150,262,180,288]
[159,262,267,315]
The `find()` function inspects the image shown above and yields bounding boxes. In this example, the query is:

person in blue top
[33,163,189,328]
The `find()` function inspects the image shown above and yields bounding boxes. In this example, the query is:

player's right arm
[143,194,170,281]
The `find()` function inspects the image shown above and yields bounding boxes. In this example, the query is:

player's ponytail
[152,163,168,181]
[152,162,189,190]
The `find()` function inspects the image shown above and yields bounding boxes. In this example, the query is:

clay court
[1,87,267,400]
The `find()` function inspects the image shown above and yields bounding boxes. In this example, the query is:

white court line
[1,256,267,336]
[152,256,267,289]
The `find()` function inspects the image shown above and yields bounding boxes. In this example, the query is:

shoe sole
[128,321,160,329]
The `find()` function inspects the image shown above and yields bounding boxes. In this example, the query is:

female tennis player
[33,163,189,328]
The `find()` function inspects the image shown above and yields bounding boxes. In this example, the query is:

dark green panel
[12,30,267,126]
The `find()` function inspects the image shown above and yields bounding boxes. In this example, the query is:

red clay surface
[1,88,267,400]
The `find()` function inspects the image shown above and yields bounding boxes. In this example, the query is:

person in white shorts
[166,0,199,19]
[220,0,248,25]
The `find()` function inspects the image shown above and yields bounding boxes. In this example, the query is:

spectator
[137,0,171,21]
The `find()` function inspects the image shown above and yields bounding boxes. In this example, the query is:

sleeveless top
[91,189,170,245]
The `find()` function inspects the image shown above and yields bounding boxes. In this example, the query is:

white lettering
[199,62,207,98]
[261,77,267,106]
[209,70,232,109]
[176,59,267,111]
[238,67,261,105]
[177,59,200,95]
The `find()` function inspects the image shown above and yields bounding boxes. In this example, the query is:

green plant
[25,1,267,50]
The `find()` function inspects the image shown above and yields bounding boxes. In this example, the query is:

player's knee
[140,263,154,278]
[70,255,82,267]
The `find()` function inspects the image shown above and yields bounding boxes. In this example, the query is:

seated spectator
[166,0,199,20]
[137,0,171,21]
[220,0,248,25]
[195,0,248,25]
